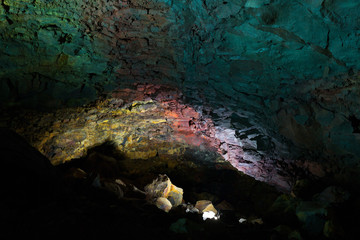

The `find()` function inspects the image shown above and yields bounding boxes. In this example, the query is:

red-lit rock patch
[9,84,217,166]
[8,83,291,190]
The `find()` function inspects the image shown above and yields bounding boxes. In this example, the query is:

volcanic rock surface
[1,1,360,238]
[7,84,292,190]
[1,0,360,185]
[1,128,359,239]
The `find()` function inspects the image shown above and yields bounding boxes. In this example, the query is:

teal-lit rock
[1,0,360,193]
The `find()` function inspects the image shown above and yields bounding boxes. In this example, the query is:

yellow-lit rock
[155,197,172,213]
[9,89,219,167]
[167,184,184,207]
[195,200,218,215]
[145,174,184,212]
[126,150,158,159]
[145,174,172,200]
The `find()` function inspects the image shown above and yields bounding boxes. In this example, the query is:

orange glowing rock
[164,110,180,119]
[167,184,184,207]
[181,107,200,119]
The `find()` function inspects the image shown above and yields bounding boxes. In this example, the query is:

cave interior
[1,0,360,239]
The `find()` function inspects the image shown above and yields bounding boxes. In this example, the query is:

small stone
[195,200,218,215]
[239,218,247,223]
[250,218,263,225]
[103,181,124,199]
[185,203,200,213]
[115,179,126,187]
[65,167,87,179]
[216,200,234,211]
[155,197,172,213]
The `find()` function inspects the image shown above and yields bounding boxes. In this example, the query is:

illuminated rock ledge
[10,84,292,191]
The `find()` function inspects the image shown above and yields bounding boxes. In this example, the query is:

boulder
[155,197,172,213]
[144,174,183,212]
[144,174,172,201]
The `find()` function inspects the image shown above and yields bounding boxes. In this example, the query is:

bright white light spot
[202,211,219,221]
[239,218,247,223]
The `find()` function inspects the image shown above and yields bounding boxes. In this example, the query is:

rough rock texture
[1,0,360,190]
[0,0,185,108]
[1,128,359,239]
[145,174,184,211]
[179,0,360,174]
[7,84,294,190]
[8,85,218,164]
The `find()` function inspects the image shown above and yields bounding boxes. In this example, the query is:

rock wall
[1,0,360,183]
[0,0,185,108]
[178,0,360,176]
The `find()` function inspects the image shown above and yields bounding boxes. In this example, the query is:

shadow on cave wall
[55,139,281,215]
[0,128,286,239]
[1,122,360,239]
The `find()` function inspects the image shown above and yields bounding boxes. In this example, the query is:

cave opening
[1,0,360,239]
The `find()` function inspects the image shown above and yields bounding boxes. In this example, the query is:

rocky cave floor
[1,129,359,240]
[1,87,360,239]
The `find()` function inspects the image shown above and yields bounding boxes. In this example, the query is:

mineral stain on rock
[1,0,360,239]
[8,84,293,191]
